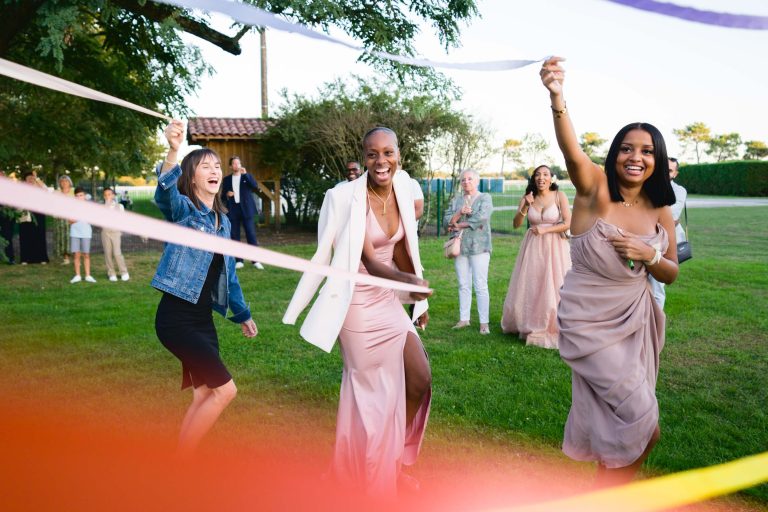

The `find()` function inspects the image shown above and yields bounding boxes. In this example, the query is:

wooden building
[186,117,281,229]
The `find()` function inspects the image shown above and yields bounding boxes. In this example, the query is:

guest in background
[19,171,49,265]
[54,175,75,265]
[221,156,264,270]
[101,187,130,282]
[69,187,96,283]
[345,160,361,182]
[444,169,493,334]
[648,157,687,309]
[0,170,17,264]
[501,165,572,349]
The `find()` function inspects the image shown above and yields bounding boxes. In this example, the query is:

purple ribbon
[606,0,768,30]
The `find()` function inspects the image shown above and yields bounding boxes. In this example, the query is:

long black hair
[525,165,559,197]
[605,122,675,207]
[177,148,227,213]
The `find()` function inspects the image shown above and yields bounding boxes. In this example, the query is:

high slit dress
[333,207,431,497]
[558,218,668,468]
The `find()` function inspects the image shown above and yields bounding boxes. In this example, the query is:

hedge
[677,160,768,197]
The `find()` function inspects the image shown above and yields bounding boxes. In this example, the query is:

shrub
[677,160,768,196]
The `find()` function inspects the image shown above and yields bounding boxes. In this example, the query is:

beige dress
[558,218,668,468]
[501,203,572,348]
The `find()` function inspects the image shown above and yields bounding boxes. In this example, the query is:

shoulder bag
[677,203,692,263]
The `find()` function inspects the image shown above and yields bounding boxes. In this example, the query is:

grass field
[1,206,766,507]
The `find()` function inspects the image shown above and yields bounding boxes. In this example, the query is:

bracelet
[519,209,527,217]
[643,248,662,267]
[551,103,567,118]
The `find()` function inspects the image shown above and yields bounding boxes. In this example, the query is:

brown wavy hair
[177,148,226,213]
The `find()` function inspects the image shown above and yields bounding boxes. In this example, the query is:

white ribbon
[0,58,171,121]
[0,177,430,294]
[154,0,542,72]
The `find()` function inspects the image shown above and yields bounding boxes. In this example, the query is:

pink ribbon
[0,177,430,294]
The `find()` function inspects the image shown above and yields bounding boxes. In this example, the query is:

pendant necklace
[621,198,639,207]
[368,185,393,214]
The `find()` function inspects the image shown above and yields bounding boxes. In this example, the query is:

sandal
[452,321,470,329]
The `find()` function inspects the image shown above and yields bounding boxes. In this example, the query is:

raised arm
[540,57,603,196]
[154,120,192,222]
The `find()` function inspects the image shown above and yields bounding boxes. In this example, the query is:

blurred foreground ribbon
[154,0,542,71]
[500,450,768,512]
[0,178,430,296]
[0,58,172,120]
[605,0,768,30]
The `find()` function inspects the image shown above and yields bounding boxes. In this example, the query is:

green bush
[678,161,768,196]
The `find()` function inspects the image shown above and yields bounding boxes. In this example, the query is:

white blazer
[282,170,428,352]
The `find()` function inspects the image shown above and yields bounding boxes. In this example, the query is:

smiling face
[460,171,479,194]
[103,189,115,203]
[192,153,222,199]
[616,129,655,186]
[533,166,552,191]
[364,130,399,189]
[346,161,361,181]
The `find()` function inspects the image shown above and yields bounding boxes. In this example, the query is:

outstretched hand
[540,56,566,95]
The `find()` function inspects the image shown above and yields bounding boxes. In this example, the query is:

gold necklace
[621,198,639,207]
[368,185,393,214]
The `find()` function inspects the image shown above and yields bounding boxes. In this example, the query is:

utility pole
[259,27,268,118]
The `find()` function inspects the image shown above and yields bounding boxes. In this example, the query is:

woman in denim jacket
[153,119,258,458]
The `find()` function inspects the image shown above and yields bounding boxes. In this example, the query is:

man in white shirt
[649,157,687,309]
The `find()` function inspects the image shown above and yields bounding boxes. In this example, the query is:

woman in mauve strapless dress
[540,57,679,487]
[283,127,432,499]
[501,165,571,349]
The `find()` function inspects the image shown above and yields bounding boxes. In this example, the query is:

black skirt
[155,254,231,390]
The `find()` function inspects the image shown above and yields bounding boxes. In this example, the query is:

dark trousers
[228,204,258,263]
[0,215,15,263]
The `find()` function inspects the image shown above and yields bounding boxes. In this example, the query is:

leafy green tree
[0,0,480,183]
[261,78,464,225]
[579,131,607,165]
[499,138,522,175]
[436,115,493,203]
[673,122,711,164]
[520,133,549,170]
[743,140,768,160]
[706,132,742,162]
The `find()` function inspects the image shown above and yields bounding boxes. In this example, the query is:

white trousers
[454,252,490,324]
[648,275,666,310]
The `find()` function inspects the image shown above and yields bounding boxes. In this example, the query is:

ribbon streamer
[497,450,768,512]
[0,58,172,120]
[605,0,768,30]
[154,0,542,71]
[0,178,430,295]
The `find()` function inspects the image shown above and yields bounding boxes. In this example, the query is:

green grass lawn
[1,206,766,504]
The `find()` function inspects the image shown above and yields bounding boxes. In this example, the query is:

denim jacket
[151,163,251,323]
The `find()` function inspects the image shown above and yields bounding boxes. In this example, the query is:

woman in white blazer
[283,127,431,497]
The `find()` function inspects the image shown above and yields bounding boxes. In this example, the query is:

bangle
[551,103,567,118]
[644,248,662,267]
[519,209,527,217]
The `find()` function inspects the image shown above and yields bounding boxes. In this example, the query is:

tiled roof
[187,117,273,140]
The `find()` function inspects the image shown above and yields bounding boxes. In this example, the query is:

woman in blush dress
[541,57,679,487]
[283,127,432,498]
[501,165,571,349]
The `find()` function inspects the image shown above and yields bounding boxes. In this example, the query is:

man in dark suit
[221,156,264,269]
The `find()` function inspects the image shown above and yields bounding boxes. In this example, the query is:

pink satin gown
[334,208,431,497]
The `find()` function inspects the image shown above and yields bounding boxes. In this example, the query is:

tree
[435,115,493,203]
[260,78,464,225]
[520,133,549,170]
[499,138,522,175]
[673,122,711,164]
[579,131,607,165]
[743,140,768,160]
[706,132,742,162]
[0,0,481,181]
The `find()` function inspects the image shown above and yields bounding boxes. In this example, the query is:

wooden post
[259,28,268,119]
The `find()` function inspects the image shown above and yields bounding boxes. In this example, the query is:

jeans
[454,251,490,324]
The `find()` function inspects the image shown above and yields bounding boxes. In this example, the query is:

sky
[180,0,768,171]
